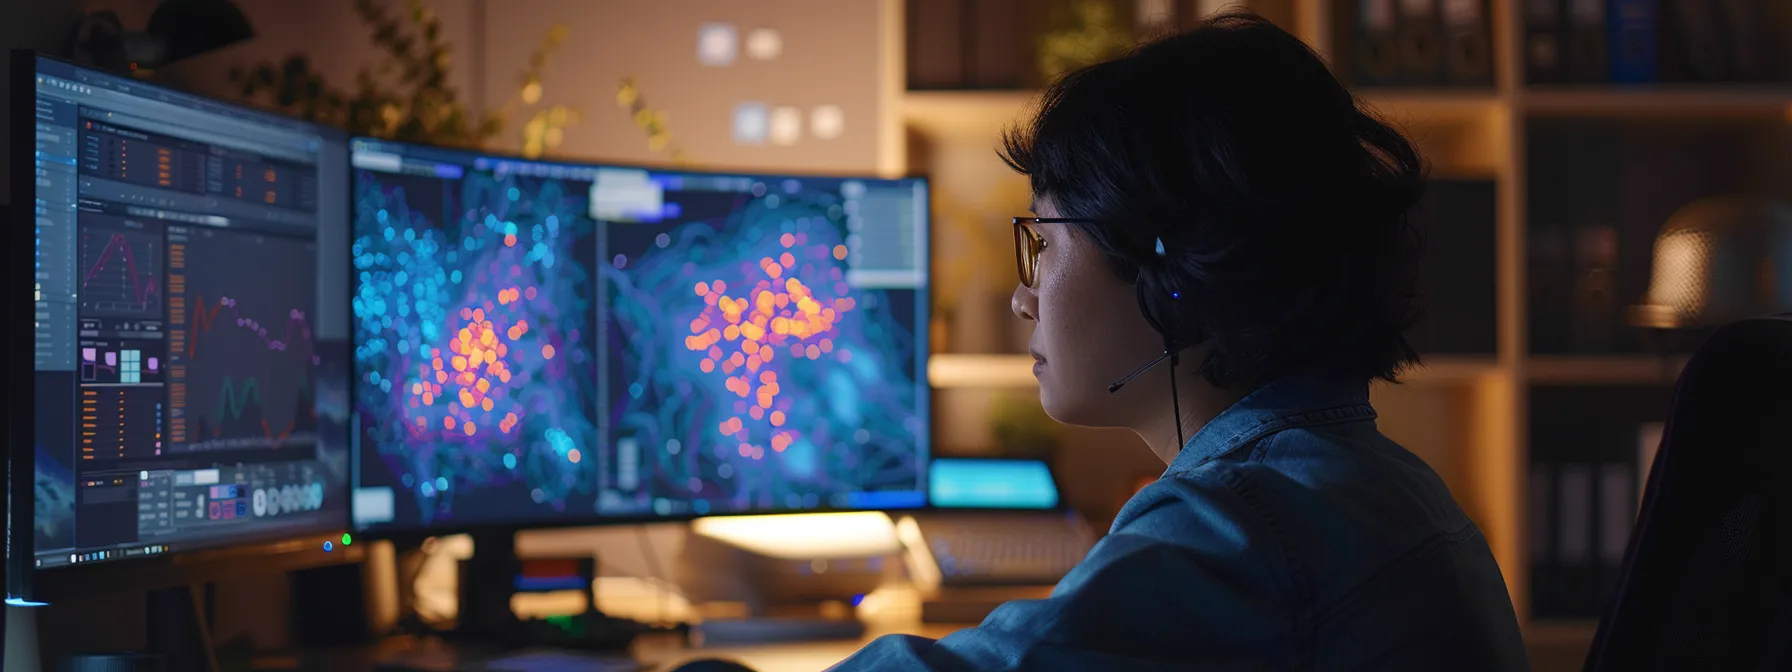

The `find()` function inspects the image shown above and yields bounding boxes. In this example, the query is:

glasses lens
[1013,221,1037,287]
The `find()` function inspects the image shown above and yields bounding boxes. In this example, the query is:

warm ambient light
[746,28,783,60]
[770,106,802,146]
[811,105,844,140]
[894,515,942,593]
[690,511,900,559]
[697,22,738,66]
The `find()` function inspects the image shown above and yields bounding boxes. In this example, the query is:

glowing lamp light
[1630,196,1792,330]
[733,102,769,145]
[746,28,783,60]
[810,105,844,140]
[691,511,901,559]
[697,22,738,66]
[769,106,802,146]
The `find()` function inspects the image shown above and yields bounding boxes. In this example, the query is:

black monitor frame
[346,137,935,543]
[11,51,359,601]
[8,52,31,604]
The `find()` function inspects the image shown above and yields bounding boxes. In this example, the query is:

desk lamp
[1628,196,1792,371]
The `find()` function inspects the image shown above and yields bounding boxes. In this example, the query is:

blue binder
[1607,0,1658,83]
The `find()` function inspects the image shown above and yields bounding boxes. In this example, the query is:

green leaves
[228,0,576,157]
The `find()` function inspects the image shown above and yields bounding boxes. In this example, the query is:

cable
[1168,348,1184,450]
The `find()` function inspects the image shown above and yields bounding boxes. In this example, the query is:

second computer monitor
[348,142,929,533]
[595,167,930,518]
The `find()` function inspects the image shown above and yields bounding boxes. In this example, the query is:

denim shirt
[830,373,1529,671]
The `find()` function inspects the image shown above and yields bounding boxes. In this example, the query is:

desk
[319,621,970,672]
[633,623,967,671]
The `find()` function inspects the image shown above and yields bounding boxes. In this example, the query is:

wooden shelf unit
[929,353,1504,389]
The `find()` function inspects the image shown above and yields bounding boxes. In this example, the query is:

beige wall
[477,0,894,173]
[49,0,895,175]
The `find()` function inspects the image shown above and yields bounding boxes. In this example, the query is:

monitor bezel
[9,49,37,601]
[15,51,358,593]
[345,137,935,541]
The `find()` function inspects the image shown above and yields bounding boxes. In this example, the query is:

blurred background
[7,0,1792,669]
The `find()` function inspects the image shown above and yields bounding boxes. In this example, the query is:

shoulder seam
[1222,447,1318,670]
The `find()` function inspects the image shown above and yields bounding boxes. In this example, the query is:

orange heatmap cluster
[685,234,856,460]
[407,296,544,439]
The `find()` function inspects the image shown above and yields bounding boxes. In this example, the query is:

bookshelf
[930,353,1504,388]
[898,0,1792,642]
[1525,86,1792,117]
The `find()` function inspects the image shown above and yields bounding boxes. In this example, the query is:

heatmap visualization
[595,169,930,517]
[349,141,601,532]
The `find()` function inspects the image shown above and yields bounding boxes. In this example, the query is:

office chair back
[1583,315,1792,671]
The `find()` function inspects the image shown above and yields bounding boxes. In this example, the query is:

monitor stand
[447,530,662,652]
[42,584,219,672]
[146,584,221,672]
[377,531,667,672]
[455,530,521,642]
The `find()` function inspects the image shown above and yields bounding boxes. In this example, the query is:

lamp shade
[1629,196,1792,330]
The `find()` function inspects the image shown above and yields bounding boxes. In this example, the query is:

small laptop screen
[928,458,1059,510]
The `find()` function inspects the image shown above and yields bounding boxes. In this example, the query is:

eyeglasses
[1012,216,1095,288]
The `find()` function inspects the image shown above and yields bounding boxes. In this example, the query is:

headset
[1106,235,1198,450]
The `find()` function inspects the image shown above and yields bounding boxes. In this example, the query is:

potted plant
[228,0,576,157]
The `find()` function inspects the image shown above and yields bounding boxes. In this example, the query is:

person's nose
[1011,282,1036,322]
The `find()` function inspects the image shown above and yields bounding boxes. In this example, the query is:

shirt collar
[1165,372,1376,476]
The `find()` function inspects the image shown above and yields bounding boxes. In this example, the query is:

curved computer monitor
[347,140,931,535]
[14,53,354,596]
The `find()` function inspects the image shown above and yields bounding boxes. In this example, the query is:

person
[829,11,1528,671]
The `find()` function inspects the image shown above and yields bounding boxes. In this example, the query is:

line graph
[185,295,316,359]
[79,217,163,319]
[189,376,313,448]
[166,227,318,453]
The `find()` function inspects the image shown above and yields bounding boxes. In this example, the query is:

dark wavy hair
[1000,11,1427,389]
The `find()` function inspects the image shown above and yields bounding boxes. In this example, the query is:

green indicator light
[341,533,353,546]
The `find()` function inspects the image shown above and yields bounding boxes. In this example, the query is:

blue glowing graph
[599,174,927,515]
[351,167,600,529]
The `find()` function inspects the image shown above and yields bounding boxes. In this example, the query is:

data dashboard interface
[348,141,930,533]
[30,56,351,569]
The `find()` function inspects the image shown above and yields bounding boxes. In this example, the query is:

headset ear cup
[1134,272,1179,346]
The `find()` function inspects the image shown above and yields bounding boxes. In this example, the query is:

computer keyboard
[915,514,1095,587]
